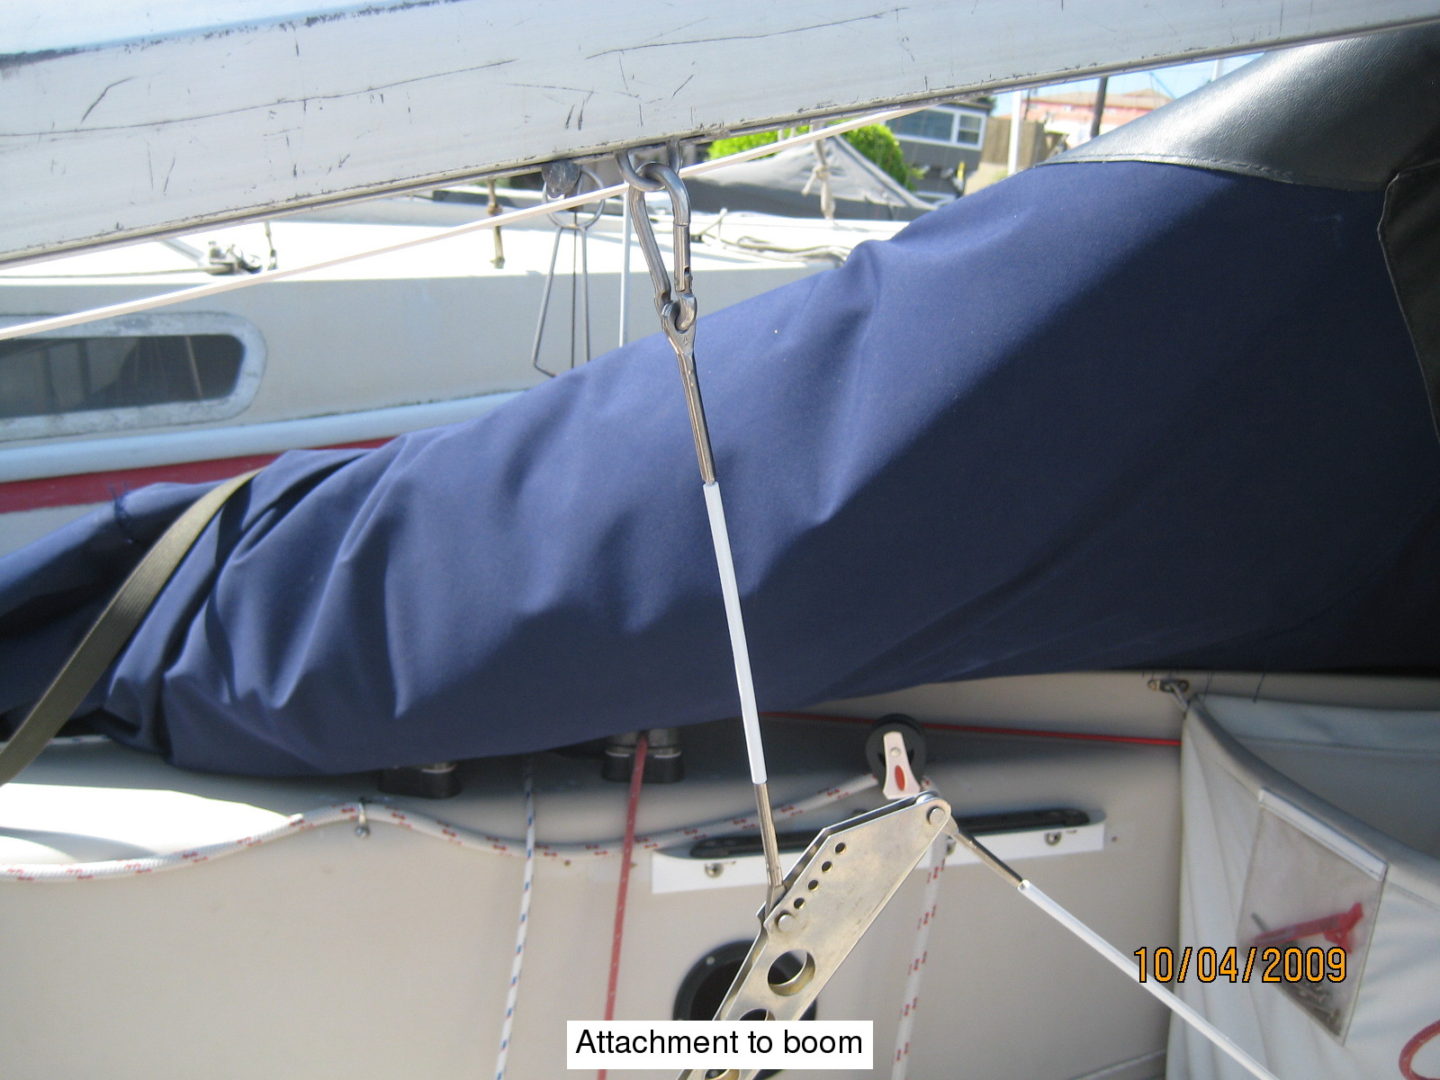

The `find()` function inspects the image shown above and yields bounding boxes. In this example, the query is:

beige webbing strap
[0,469,259,787]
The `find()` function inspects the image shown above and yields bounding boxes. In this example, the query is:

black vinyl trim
[1043,24,1440,191]
[1382,159,1440,437]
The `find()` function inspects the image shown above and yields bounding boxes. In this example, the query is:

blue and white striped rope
[3,773,878,882]
[493,756,536,1080]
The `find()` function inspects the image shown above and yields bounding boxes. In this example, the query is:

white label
[566,1020,872,1070]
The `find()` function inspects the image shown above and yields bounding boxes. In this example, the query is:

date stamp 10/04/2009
[1133,945,1347,985]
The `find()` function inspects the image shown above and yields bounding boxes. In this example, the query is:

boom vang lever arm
[619,145,786,915]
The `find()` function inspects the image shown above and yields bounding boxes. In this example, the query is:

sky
[997,54,1259,113]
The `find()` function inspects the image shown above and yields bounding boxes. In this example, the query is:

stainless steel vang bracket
[677,789,958,1080]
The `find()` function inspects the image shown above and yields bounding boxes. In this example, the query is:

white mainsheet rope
[0,108,920,345]
[1,772,878,882]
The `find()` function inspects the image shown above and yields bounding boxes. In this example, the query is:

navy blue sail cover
[4,159,1440,775]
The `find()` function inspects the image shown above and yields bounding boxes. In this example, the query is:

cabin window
[0,313,264,439]
[953,112,985,147]
[888,106,987,148]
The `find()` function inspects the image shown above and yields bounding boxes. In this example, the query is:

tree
[707,124,916,190]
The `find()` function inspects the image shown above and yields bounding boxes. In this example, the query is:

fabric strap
[0,469,258,787]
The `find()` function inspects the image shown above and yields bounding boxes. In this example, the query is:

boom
[2,0,1438,264]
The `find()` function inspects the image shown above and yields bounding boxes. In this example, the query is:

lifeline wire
[0,772,878,882]
[764,710,1182,748]
[0,106,921,345]
[492,756,535,1080]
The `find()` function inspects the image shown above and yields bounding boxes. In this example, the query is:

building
[886,100,993,203]
[1022,87,1172,147]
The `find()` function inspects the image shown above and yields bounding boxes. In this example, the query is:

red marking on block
[1252,902,1363,952]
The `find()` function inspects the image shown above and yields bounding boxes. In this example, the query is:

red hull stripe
[0,439,388,514]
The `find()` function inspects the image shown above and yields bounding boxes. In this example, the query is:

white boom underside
[3,0,1438,266]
